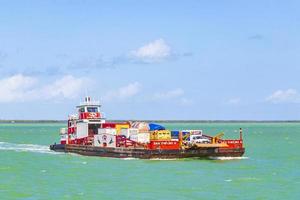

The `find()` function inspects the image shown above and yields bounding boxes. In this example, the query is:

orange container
[148,140,179,150]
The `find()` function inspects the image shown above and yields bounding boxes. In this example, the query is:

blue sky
[0,0,300,120]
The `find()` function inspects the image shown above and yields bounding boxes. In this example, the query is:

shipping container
[94,133,116,147]
[171,130,179,139]
[148,140,180,150]
[120,129,129,137]
[171,130,191,139]
[129,132,150,143]
[115,124,130,135]
[115,135,138,148]
[102,123,116,128]
[150,130,171,140]
[76,122,88,139]
[119,128,139,138]
[98,128,117,135]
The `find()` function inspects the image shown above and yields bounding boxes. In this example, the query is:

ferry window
[87,107,98,112]
[79,107,85,112]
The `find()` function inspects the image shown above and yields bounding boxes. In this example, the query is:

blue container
[182,131,191,141]
[171,131,179,139]
[171,131,191,139]
[171,131,179,136]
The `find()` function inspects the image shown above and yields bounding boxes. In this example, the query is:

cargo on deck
[50,96,245,159]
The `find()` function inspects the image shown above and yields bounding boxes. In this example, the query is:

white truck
[189,134,210,144]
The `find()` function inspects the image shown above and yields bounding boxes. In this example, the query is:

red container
[102,123,117,128]
[102,122,130,128]
[116,135,138,147]
[148,140,180,150]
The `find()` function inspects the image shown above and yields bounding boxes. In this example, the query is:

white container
[94,133,116,147]
[139,132,150,143]
[128,128,139,137]
[98,128,117,135]
[76,122,88,139]
[120,128,129,138]
[129,134,138,142]
[129,132,150,144]
[120,128,139,138]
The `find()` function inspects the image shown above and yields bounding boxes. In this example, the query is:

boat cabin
[62,96,106,144]
[77,96,102,120]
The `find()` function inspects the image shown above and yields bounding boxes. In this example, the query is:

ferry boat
[50,97,245,159]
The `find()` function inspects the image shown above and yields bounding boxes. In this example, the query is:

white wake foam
[149,158,179,161]
[0,141,60,155]
[121,157,138,160]
[209,156,249,160]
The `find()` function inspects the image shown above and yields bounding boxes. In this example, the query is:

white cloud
[0,74,86,102]
[153,88,184,100]
[42,75,86,99]
[103,82,141,101]
[0,74,37,102]
[227,98,241,105]
[153,88,194,106]
[266,89,300,103]
[130,39,171,63]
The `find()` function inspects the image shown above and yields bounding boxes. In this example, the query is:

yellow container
[115,124,130,135]
[150,131,157,140]
[150,130,171,140]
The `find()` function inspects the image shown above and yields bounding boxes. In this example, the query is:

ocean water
[0,122,299,200]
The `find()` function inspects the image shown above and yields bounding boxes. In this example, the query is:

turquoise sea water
[0,122,299,200]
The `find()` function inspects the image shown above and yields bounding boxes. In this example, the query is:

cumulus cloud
[153,88,193,106]
[0,74,86,102]
[0,74,37,102]
[129,39,172,63]
[266,89,300,103]
[62,39,191,71]
[42,75,86,99]
[153,88,184,100]
[103,82,141,101]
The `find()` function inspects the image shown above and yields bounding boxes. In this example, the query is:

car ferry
[50,97,245,159]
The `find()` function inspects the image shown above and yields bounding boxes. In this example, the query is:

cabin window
[88,124,101,136]
[87,107,98,112]
[79,107,85,112]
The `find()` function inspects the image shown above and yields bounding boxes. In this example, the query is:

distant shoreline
[0,120,299,123]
